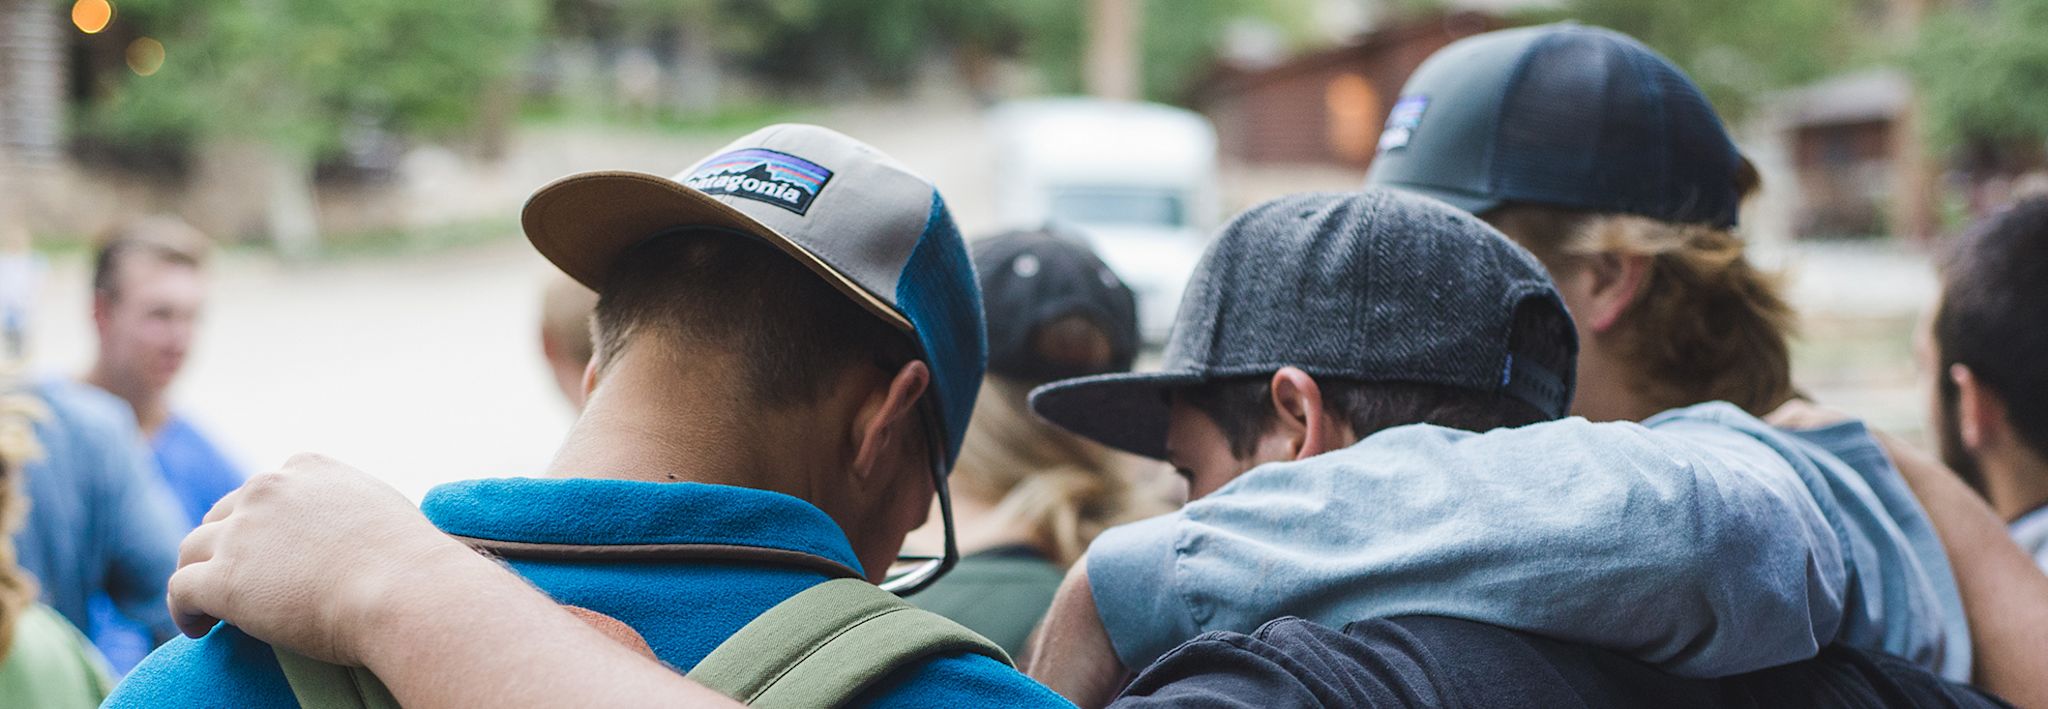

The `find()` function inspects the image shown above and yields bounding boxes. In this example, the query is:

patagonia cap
[974,226,1139,384]
[521,124,985,471]
[1029,189,1576,460]
[1365,23,1746,228]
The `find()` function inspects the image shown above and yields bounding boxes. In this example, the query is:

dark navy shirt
[1112,616,2010,709]
[105,478,1071,707]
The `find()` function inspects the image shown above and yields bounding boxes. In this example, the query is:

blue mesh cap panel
[1492,30,1660,215]
[1650,58,1744,227]
[1491,26,1742,228]
[894,192,987,470]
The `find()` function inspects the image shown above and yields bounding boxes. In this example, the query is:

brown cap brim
[521,170,911,331]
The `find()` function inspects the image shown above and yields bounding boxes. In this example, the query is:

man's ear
[1952,364,2008,453]
[91,290,114,332]
[1266,367,1344,462]
[1581,252,1653,334]
[851,361,931,484]
[540,328,563,362]
[580,358,600,400]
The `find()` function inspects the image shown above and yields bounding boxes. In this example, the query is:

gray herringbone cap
[1029,188,1576,460]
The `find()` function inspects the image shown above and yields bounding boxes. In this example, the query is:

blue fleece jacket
[104,478,1070,708]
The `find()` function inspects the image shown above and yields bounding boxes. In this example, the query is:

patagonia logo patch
[684,148,833,215]
[1378,95,1428,153]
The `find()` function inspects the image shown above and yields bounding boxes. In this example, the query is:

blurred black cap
[1028,190,1576,460]
[973,227,1140,384]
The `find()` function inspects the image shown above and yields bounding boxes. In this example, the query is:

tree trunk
[1085,0,1143,101]
[264,147,322,260]
[0,0,65,165]
[669,20,722,118]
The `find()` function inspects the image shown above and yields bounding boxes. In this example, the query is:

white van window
[1049,188,1188,229]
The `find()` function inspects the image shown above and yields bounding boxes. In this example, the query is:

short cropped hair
[1936,198,2048,459]
[1181,299,1573,458]
[93,217,209,300]
[591,230,919,409]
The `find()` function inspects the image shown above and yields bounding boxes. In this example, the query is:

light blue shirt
[2009,505,2048,573]
[90,413,247,674]
[10,379,184,666]
[1087,402,1960,679]
[150,415,245,527]
[1779,419,1969,680]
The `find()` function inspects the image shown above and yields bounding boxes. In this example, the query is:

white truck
[989,98,1221,345]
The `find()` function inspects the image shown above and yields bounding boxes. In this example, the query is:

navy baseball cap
[1365,23,1746,228]
[974,226,1139,384]
[1029,189,1576,461]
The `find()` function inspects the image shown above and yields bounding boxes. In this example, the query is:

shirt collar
[2011,504,2048,552]
[421,477,864,576]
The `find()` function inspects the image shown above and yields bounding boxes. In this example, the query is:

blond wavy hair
[1485,197,1796,417]
[950,376,1154,567]
[0,358,46,661]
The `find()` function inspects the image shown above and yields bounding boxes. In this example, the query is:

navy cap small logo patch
[1378,95,1429,153]
[684,148,834,215]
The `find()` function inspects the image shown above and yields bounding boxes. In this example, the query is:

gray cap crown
[1030,188,1576,460]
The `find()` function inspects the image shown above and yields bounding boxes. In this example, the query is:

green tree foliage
[707,0,1304,104]
[1910,0,2048,151]
[85,0,545,156]
[1006,0,1311,101]
[1528,0,1860,119]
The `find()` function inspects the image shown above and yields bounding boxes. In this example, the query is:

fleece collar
[421,477,865,577]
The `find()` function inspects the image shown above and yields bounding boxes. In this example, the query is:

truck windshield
[1049,187,1187,229]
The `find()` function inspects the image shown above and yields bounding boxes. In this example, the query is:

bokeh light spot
[127,37,165,77]
[71,0,112,34]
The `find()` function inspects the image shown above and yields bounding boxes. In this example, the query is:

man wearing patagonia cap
[105,124,1066,707]
[1022,188,1959,707]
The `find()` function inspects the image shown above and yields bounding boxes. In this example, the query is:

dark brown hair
[1180,300,1574,458]
[1936,198,2048,466]
[93,217,208,301]
[590,230,918,409]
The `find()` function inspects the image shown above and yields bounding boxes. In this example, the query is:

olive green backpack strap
[271,647,401,709]
[687,578,1013,708]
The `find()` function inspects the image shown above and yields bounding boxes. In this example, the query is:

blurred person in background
[11,364,182,678]
[538,274,600,410]
[2,221,185,680]
[87,217,244,526]
[905,227,1160,657]
[1922,198,2048,570]
[0,224,42,359]
[1362,22,2022,684]
[79,217,243,673]
[0,349,116,708]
